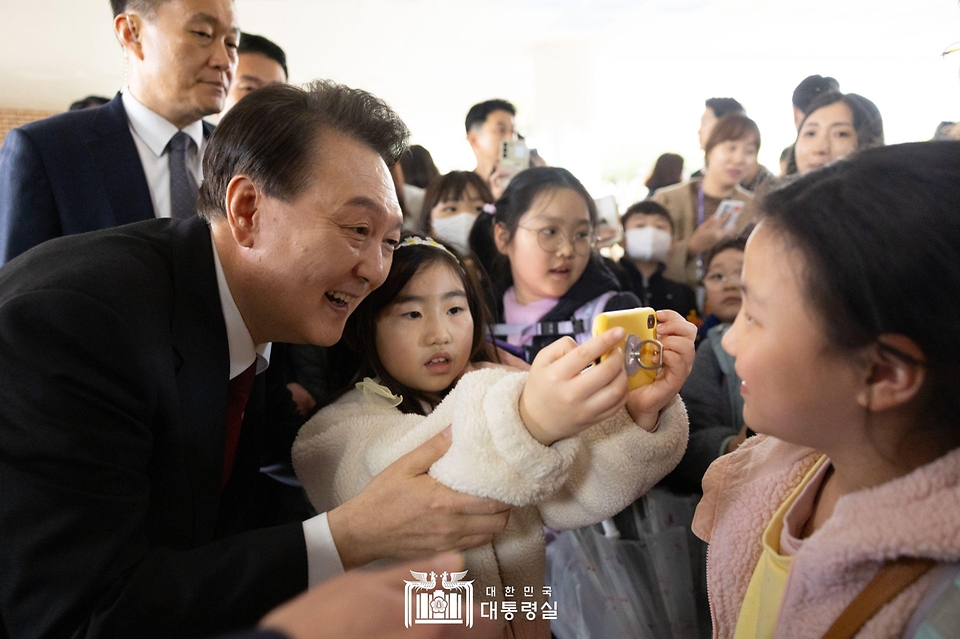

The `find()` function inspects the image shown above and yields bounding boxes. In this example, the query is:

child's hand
[518,328,629,446]
[625,310,696,431]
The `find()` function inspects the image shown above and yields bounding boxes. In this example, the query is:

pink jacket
[692,435,960,638]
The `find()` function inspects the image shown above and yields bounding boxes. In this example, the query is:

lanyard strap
[697,181,705,228]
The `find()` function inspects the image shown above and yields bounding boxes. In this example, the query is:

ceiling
[1,0,958,191]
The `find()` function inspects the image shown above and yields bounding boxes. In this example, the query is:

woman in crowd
[472,166,642,363]
[652,114,758,290]
[294,234,692,639]
[645,152,685,198]
[789,90,884,175]
[694,142,960,638]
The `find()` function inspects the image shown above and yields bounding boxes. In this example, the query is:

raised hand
[625,310,697,431]
[519,328,630,446]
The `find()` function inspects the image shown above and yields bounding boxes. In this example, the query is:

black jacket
[614,258,698,320]
[0,218,306,639]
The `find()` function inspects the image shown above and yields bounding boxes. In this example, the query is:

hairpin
[396,236,456,257]
[483,203,496,215]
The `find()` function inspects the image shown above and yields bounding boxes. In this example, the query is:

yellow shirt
[733,456,829,639]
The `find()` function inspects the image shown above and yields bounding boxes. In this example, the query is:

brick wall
[0,108,60,146]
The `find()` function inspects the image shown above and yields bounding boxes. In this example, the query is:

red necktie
[222,363,257,488]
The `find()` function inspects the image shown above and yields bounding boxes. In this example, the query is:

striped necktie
[168,131,199,220]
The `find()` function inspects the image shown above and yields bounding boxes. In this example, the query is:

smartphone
[592,308,663,389]
[716,199,745,231]
[499,140,530,184]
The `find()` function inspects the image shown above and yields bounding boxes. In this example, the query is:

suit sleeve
[0,128,62,264]
[0,290,306,639]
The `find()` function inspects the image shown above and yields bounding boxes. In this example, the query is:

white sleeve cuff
[302,511,344,587]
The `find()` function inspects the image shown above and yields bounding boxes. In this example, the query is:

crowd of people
[0,1,959,638]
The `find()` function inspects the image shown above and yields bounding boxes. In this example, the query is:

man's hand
[625,310,697,431]
[260,553,499,639]
[519,328,630,446]
[327,429,511,570]
[486,162,511,200]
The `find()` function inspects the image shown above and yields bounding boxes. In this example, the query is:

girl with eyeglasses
[472,166,683,363]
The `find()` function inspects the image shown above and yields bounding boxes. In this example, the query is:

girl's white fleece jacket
[292,368,688,601]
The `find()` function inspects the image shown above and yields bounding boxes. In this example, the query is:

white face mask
[431,212,478,254]
[624,227,672,263]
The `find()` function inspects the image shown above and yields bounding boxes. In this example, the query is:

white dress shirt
[210,237,345,587]
[122,90,205,220]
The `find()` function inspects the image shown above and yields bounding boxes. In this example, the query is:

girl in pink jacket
[692,141,960,639]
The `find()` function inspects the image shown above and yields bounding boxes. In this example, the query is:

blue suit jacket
[0,93,213,264]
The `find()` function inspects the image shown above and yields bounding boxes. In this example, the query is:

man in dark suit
[0,81,510,638]
[0,0,238,264]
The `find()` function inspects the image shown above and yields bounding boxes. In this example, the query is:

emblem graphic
[404,570,474,628]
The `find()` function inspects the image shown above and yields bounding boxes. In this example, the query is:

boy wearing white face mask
[616,201,698,320]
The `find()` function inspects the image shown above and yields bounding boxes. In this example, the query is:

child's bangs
[435,175,474,204]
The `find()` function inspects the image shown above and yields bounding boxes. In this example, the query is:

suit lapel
[87,94,156,226]
[169,217,231,541]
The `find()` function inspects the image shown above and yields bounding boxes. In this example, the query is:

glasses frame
[517,224,596,257]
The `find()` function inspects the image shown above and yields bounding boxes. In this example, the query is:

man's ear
[114,14,144,59]
[466,129,479,152]
[856,334,926,412]
[224,176,260,248]
[493,222,511,256]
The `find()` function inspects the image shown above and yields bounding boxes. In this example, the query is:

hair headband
[396,236,456,258]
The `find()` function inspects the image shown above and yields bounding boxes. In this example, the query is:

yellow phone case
[592,308,663,389]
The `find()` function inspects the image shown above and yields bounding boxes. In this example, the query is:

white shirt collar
[122,89,205,157]
[210,235,271,379]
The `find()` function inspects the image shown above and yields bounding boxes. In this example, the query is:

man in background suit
[221,32,288,115]
[0,0,238,264]
[0,81,511,638]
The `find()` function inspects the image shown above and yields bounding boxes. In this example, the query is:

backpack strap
[491,291,620,347]
[570,291,620,344]
[823,557,938,639]
[490,319,585,339]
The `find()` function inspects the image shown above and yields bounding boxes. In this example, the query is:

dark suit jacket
[0,218,307,639]
[0,93,214,265]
